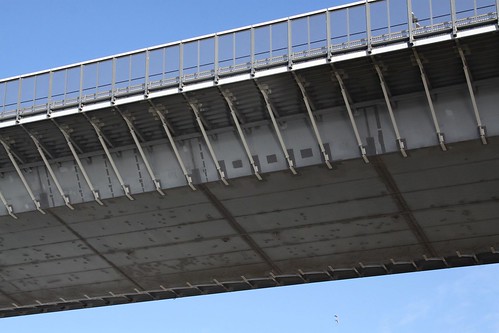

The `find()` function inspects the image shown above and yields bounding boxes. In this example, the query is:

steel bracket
[457,43,487,144]
[0,140,45,214]
[117,108,165,196]
[148,100,196,190]
[220,88,262,180]
[86,116,134,200]
[256,82,297,175]
[373,61,407,158]
[413,48,447,151]
[332,68,369,163]
[55,123,104,205]
[0,190,16,219]
[29,134,74,210]
[185,95,229,185]
[293,73,332,169]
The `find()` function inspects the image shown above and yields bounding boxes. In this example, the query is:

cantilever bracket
[412,49,447,151]
[0,190,16,219]
[54,123,104,205]
[29,133,74,210]
[116,108,165,196]
[457,43,487,145]
[148,100,196,191]
[219,87,263,180]
[331,67,369,163]
[184,94,229,185]
[255,81,297,175]
[292,73,332,169]
[85,115,134,200]
[372,60,407,157]
[0,140,45,214]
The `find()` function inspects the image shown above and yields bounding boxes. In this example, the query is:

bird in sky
[334,314,339,324]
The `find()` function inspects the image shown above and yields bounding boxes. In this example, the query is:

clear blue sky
[1,1,498,332]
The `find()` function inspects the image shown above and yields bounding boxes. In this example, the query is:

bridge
[0,0,498,318]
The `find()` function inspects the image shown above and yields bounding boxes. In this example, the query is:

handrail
[0,0,497,121]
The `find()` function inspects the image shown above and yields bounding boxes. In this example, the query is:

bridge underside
[0,24,499,317]
[0,138,498,317]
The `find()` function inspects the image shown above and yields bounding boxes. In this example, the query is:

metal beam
[450,0,457,36]
[198,184,282,274]
[53,122,104,205]
[256,82,297,175]
[84,115,134,200]
[0,189,16,219]
[113,107,147,143]
[116,108,165,196]
[20,126,55,161]
[148,99,196,191]
[0,140,45,214]
[412,49,447,151]
[185,95,229,185]
[372,61,407,157]
[371,155,437,257]
[28,133,75,210]
[219,89,246,124]
[292,73,332,169]
[326,8,332,61]
[407,0,414,44]
[331,68,369,163]
[219,87,263,180]
[366,0,372,52]
[7,146,26,165]
[457,44,487,144]
[47,209,146,292]
[51,119,84,155]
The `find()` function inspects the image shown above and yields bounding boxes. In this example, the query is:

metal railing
[0,0,497,120]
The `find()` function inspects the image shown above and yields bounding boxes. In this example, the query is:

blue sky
[1,0,499,331]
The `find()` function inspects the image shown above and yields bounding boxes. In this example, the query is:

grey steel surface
[0,0,498,318]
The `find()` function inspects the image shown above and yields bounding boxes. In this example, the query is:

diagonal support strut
[219,87,263,180]
[256,82,297,175]
[412,49,447,151]
[53,123,104,205]
[372,61,407,157]
[148,99,196,191]
[28,133,74,210]
[332,68,369,163]
[0,140,45,214]
[292,72,333,169]
[184,94,229,185]
[0,189,16,219]
[115,107,165,196]
[457,43,487,145]
[84,115,134,201]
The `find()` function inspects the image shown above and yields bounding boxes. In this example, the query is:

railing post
[33,75,37,110]
[111,57,116,103]
[16,78,22,122]
[450,0,457,36]
[79,64,84,110]
[48,71,53,115]
[326,9,332,60]
[407,0,414,44]
[145,50,150,96]
[366,0,372,53]
[179,42,184,90]
[287,19,292,69]
[214,34,219,83]
[250,27,255,76]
